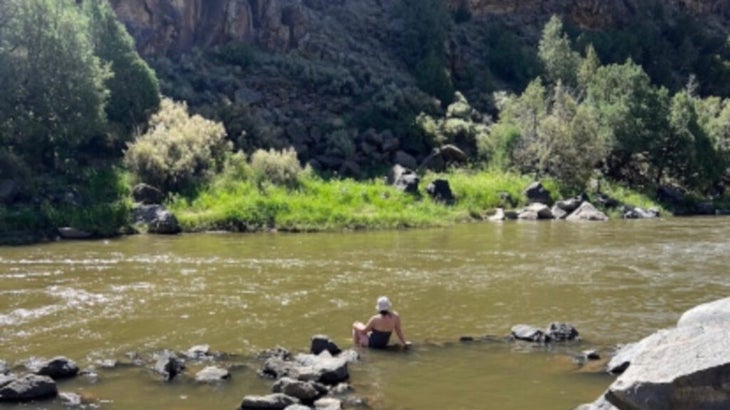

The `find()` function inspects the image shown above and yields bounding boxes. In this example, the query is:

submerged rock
[240,393,299,410]
[272,377,326,402]
[195,366,230,383]
[314,397,342,409]
[510,324,548,343]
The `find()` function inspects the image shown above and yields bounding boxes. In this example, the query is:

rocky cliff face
[113,0,729,56]
[110,0,311,55]
[108,0,730,176]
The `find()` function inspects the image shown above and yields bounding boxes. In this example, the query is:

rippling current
[1,218,728,409]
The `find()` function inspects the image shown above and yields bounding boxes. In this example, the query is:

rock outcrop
[111,0,730,59]
[582,297,730,410]
[110,0,310,56]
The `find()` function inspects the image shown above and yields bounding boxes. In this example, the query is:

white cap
[376,296,392,312]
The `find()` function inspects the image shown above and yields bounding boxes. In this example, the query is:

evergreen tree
[586,60,670,186]
[84,0,160,137]
[538,15,580,89]
[394,0,454,105]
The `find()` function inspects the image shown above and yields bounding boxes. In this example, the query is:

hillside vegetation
[1,0,730,242]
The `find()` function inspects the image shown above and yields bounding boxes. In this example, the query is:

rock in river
[26,356,79,380]
[594,297,730,409]
[239,393,299,410]
[0,374,58,402]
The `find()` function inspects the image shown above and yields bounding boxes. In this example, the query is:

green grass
[595,180,667,217]
[169,169,556,232]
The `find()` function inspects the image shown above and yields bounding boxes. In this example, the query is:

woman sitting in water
[352,296,408,349]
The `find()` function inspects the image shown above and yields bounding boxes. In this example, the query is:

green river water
[1,218,729,409]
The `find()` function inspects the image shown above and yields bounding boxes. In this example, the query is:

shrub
[250,147,304,188]
[124,98,231,193]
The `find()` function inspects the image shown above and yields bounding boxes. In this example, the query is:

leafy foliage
[0,0,109,173]
[124,99,231,193]
[393,0,454,105]
[85,0,160,136]
[538,16,580,88]
[250,148,305,189]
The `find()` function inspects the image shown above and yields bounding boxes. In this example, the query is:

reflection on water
[0,218,729,409]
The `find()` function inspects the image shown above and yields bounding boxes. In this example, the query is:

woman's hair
[379,310,391,316]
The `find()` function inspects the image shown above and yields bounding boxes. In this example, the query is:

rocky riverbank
[2,298,727,408]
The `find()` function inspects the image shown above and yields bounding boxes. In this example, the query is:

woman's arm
[394,314,407,347]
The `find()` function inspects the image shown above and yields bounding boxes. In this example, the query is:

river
[1,218,729,409]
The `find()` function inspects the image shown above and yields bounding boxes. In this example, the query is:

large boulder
[566,202,609,221]
[426,179,455,205]
[677,296,730,328]
[272,377,326,402]
[0,374,58,402]
[419,144,467,172]
[518,203,554,220]
[387,165,419,194]
[27,357,79,380]
[605,325,730,409]
[132,205,181,234]
[523,182,553,206]
[601,297,730,409]
[240,393,299,410]
[195,366,230,383]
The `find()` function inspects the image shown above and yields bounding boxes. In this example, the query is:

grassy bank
[168,169,655,233]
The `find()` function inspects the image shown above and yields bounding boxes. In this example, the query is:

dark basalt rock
[0,374,58,403]
[546,322,579,342]
[27,357,79,380]
[426,179,455,205]
[153,351,185,382]
[310,335,342,356]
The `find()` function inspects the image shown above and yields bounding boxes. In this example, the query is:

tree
[497,78,548,174]
[665,92,723,191]
[84,0,160,137]
[0,0,109,173]
[586,60,671,187]
[538,15,580,88]
[577,45,601,93]
[394,0,454,105]
[124,99,231,194]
